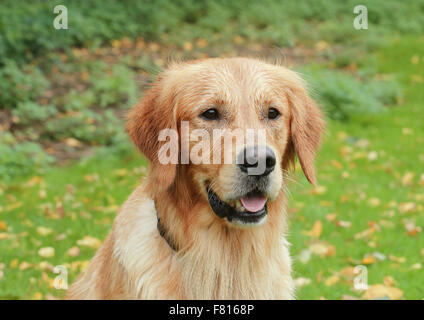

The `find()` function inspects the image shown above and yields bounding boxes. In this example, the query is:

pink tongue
[240,196,267,213]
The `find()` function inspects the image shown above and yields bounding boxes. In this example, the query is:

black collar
[157,218,179,252]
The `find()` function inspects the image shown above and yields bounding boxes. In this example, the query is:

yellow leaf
[38,247,55,258]
[33,292,43,300]
[326,213,337,221]
[113,169,128,177]
[362,254,376,265]
[324,275,340,286]
[368,198,381,207]
[309,241,336,257]
[411,54,420,64]
[25,176,42,187]
[315,41,328,51]
[388,254,406,263]
[339,266,356,282]
[36,226,53,237]
[383,276,395,287]
[362,284,403,300]
[294,277,311,287]
[0,233,10,240]
[19,261,31,271]
[183,42,193,51]
[302,220,322,238]
[398,202,416,213]
[38,189,47,199]
[354,228,375,240]
[67,246,80,257]
[196,38,208,48]
[77,236,102,249]
[401,172,414,186]
[411,263,422,270]
[310,186,327,195]
[0,221,6,231]
[10,259,19,269]
[64,138,82,147]
[336,220,352,228]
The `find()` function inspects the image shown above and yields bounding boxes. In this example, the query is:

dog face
[127,58,324,228]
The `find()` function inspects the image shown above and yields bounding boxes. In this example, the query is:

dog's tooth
[235,200,245,211]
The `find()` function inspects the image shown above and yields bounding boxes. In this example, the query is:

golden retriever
[67,57,324,299]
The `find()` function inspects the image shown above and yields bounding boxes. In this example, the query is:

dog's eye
[267,108,280,120]
[200,108,220,121]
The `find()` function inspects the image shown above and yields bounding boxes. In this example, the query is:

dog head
[127,58,324,228]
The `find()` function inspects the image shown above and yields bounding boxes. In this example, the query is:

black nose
[237,146,276,176]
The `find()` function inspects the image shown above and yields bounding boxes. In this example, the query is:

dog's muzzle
[206,187,268,226]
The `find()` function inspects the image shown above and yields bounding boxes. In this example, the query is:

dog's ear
[126,81,177,189]
[287,82,325,186]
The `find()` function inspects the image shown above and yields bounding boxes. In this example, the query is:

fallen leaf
[64,137,82,147]
[326,213,337,221]
[368,198,381,207]
[398,202,416,213]
[38,189,47,199]
[33,292,43,300]
[0,221,6,231]
[38,247,55,258]
[302,220,322,238]
[183,42,193,51]
[297,249,311,264]
[404,220,422,236]
[10,259,19,268]
[410,263,422,270]
[388,254,406,263]
[295,277,311,287]
[325,275,340,286]
[383,276,395,287]
[362,254,376,265]
[354,228,375,240]
[309,241,336,257]
[367,151,378,161]
[336,220,352,228]
[19,261,31,271]
[310,186,327,195]
[339,267,356,282]
[36,226,53,237]
[77,236,102,249]
[401,172,414,186]
[362,284,403,300]
[355,139,370,149]
[67,246,80,257]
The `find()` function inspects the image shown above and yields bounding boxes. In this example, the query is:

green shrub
[44,110,124,145]
[1,0,423,66]
[0,61,49,109]
[0,132,54,181]
[300,67,402,121]
[12,102,57,125]
[61,90,96,112]
[90,64,138,109]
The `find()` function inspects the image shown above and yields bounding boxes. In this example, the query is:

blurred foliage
[1,0,423,65]
[301,67,403,121]
[0,132,54,181]
[12,102,57,125]
[0,0,416,181]
[0,61,49,109]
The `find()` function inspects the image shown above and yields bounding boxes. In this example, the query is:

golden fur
[67,57,324,299]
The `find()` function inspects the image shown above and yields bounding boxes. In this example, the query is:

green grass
[0,37,423,300]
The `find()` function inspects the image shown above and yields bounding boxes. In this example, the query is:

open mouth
[206,186,268,225]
